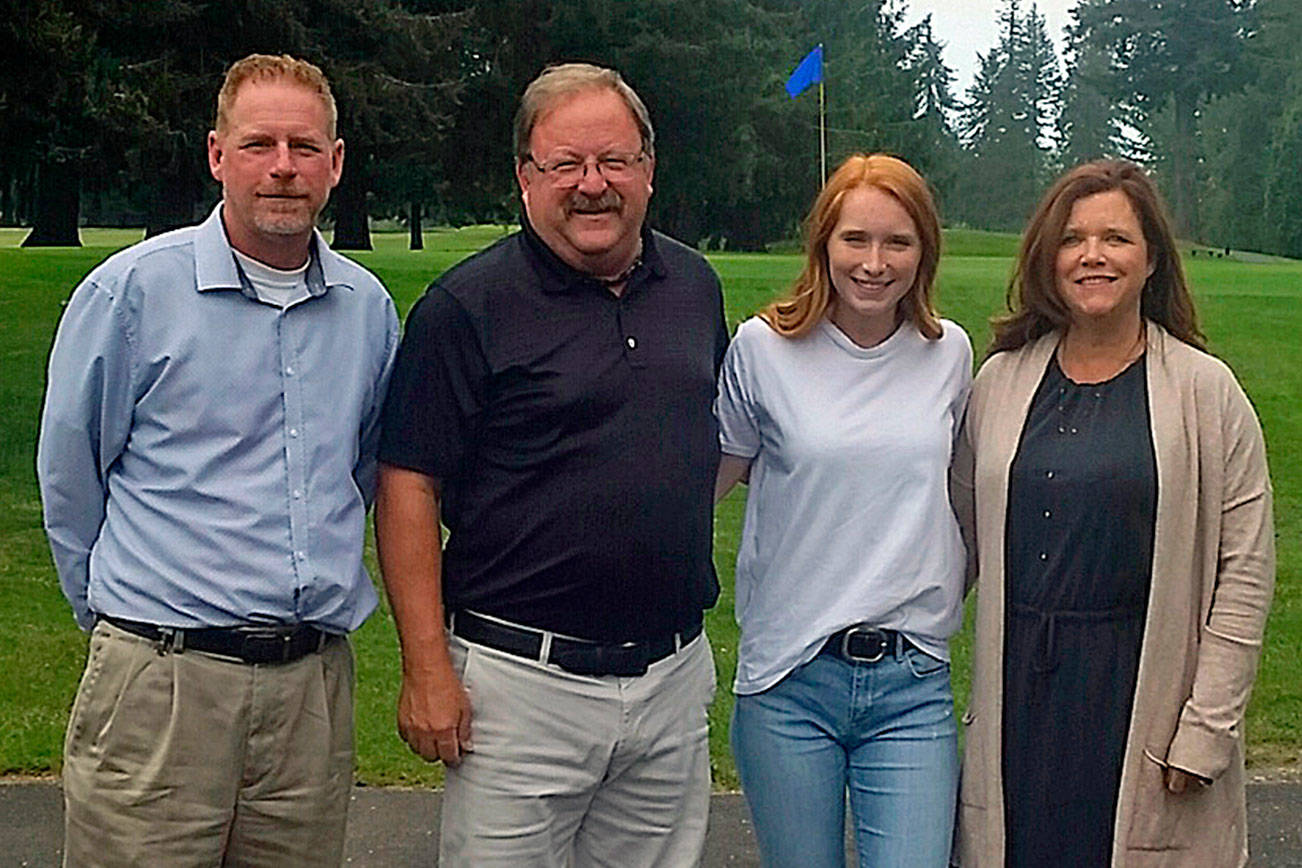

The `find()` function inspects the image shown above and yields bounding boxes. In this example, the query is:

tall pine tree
[1074,0,1255,238]
[955,0,1061,229]
[1059,0,1120,168]
[900,14,961,209]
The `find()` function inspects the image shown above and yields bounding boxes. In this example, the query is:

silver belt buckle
[841,627,888,663]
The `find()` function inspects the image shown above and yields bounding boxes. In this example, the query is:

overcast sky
[902,0,1078,97]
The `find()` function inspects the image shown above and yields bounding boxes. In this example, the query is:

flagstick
[818,75,827,187]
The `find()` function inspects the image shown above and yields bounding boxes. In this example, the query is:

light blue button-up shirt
[37,205,399,632]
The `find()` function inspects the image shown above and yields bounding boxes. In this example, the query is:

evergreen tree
[803,0,916,163]
[1259,0,1302,256]
[1198,88,1271,253]
[2,0,107,246]
[1020,4,1062,160]
[900,14,962,209]
[1059,1,1120,167]
[1074,0,1256,238]
[955,0,1061,229]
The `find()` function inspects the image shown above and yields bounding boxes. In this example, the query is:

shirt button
[296,551,307,561]
[285,366,295,376]
[292,489,302,499]
[1039,552,1048,561]
[289,428,299,438]
[1046,470,1055,479]
[626,336,637,349]
[1058,425,1066,434]
[1043,510,1051,519]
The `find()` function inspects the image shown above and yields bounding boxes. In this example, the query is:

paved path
[4,781,1300,865]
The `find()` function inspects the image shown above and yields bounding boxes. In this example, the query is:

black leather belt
[450,610,703,677]
[821,625,910,663]
[102,615,331,665]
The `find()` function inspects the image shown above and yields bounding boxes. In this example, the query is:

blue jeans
[732,638,958,868]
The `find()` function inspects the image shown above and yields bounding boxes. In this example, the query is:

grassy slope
[1,227,1296,786]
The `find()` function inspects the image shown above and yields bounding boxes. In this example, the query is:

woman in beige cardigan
[953,160,1274,867]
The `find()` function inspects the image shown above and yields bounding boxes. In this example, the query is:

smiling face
[1055,189,1155,331]
[825,185,922,347]
[516,87,654,279]
[208,76,343,267]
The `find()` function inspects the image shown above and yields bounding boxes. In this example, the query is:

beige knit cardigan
[951,321,1275,867]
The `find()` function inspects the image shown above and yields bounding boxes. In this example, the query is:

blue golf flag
[785,45,823,98]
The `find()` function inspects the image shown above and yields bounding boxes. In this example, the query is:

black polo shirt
[379,217,728,641]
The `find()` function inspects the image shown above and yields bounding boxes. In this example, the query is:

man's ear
[207,130,224,183]
[516,160,532,209]
[331,138,345,188]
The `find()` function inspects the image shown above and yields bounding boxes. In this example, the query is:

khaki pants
[439,630,716,867]
[62,620,354,867]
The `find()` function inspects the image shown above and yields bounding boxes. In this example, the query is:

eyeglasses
[526,151,646,188]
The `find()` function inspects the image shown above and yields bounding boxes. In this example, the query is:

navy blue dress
[1002,354,1157,866]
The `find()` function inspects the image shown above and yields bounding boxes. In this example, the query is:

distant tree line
[954,0,1302,259]
[2,0,1299,256]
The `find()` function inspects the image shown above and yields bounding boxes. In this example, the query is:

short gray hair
[513,63,655,164]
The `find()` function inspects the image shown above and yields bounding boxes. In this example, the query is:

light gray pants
[439,628,716,867]
[62,620,354,867]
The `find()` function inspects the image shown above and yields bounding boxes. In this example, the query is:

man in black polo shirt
[375,62,728,866]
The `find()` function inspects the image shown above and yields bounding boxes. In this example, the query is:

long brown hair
[762,153,943,340]
[989,159,1204,354]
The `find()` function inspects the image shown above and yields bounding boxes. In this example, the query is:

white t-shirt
[232,248,312,308]
[715,315,972,694]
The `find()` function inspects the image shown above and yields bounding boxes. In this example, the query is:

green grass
[2,227,1298,787]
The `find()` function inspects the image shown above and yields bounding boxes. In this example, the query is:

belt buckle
[841,627,888,663]
[239,628,294,663]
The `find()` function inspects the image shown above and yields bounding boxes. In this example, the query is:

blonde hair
[215,54,337,138]
[513,63,654,163]
[762,153,943,340]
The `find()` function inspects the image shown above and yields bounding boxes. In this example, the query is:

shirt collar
[519,212,667,295]
[193,202,357,299]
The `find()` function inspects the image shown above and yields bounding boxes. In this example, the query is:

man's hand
[374,464,469,764]
[397,664,474,765]
[1164,765,1211,794]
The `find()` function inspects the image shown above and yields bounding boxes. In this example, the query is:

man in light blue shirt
[37,54,398,866]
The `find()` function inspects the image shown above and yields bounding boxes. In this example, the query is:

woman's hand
[1164,765,1211,794]
[715,454,752,503]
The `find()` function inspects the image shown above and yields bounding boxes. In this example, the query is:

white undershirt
[715,316,973,694]
[232,248,311,308]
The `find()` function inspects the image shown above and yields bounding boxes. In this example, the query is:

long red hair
[762,153,943,340]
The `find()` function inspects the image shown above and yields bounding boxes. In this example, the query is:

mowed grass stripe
[1,228,1297,785]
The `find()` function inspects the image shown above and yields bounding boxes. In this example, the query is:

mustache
[565,189,622,213]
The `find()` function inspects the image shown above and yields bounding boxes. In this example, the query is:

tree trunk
[655,194,702,249]
[1168,93,1201,241]
[144,169,202,238]
[0,166,14,226]
[331,163,371,250]
[22,159,81,247]
[409,199,423,250]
